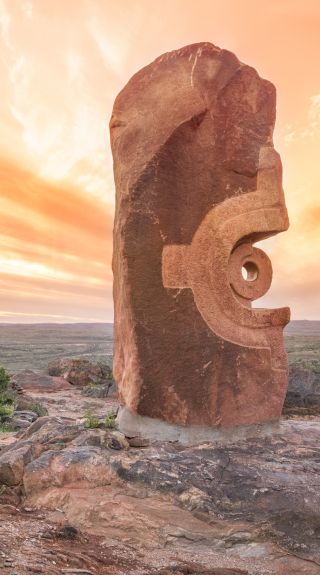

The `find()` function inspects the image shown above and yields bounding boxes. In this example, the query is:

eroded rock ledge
[0,416,319,574]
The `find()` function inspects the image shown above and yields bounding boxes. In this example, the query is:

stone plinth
[110,42,290,436]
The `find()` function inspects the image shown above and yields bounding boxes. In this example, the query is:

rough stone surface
[0,445,32,485]
[15,395,47,413]
[48,358,114,388]
[12,370,71,392]
[0,417,80,487]
[111,42,290,432]
[0,415,318,573]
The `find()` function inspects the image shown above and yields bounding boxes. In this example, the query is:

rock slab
[111,42,290,431]
[1,416,319,573]
[48,358,113,388]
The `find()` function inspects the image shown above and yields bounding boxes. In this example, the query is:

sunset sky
[0,0,319,322]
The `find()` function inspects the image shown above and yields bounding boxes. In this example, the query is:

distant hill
[0,321,319,373]
[0,323,113,373]
[285,320,320,336]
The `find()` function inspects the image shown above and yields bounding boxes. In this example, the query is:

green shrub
[0,366,10,392]
[0,389,15,405]
[0,422,16,433]
[31,403,48,417]
[0,366,16,429]
[105,409,117,429]
[83,409,100,429]
[82,383,97,393]
[0,403,14,419]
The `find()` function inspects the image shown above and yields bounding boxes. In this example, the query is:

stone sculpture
[110,42,290,440]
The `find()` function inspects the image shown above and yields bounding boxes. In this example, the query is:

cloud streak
[0,158,113,321]
[0,0,319,321]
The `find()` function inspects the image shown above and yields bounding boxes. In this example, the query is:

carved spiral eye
[229,243,272,302]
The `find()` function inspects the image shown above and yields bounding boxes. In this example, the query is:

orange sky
[0,0,319,322]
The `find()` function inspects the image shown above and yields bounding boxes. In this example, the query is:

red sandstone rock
[48,358,113,388]
[110,42,290,430]
[11,370,71,392]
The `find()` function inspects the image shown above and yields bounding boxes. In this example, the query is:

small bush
[0,389,15,405]
[0,366,16,429]
[105,409,117,429]
[0,403,14,419]
[83,409,100,429]
[0,366,10,392]
[82,383,97,393]
[0,422,16,433]
[31,403,48,417]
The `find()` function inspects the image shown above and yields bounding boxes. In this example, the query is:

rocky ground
[0,363,319,575]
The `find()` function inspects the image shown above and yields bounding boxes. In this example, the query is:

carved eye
[241,261,259,282]
[229,244,272,302]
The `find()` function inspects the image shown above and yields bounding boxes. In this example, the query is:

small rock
[105,431,129,451]
[127,436,150,448]
[57,524,78,539]
[72,429,106,447]
[5,417,30,431]
[0,504,18,514]
[14,410,38,422]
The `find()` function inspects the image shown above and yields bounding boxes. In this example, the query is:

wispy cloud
[0,0,115,204]
[0,158,113,321]
[0,0,319,322]
[0,0,11,49]
[21,1,33,20]
[281,93,320,145]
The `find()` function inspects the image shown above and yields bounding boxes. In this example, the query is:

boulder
[0,446,28,485]
[0,444,36,486]
[0,417,81,486]
[11,370,71,392]
[4,410,39,431]
[13,410,38,422]
[23,446,119,495]
[5,417,30,431]
[48,358,113,388]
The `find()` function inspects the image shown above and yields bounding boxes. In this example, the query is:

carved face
[162,146,290,356]
[111,43,290,428]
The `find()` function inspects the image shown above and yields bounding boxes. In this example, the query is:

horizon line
[0,319,318,326]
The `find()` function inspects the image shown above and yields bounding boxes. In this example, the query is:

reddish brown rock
[12,370,71,393]
[48,358,113,388]
[110,42,290,434]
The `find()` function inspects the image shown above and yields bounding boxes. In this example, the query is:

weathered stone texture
[110,42,290,429]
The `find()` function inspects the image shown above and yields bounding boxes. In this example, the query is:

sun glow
[0,0,319,321]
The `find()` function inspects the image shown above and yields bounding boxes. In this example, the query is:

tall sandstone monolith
[110,42,290,441]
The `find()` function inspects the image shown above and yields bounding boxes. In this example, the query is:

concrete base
[117,406,280,446]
